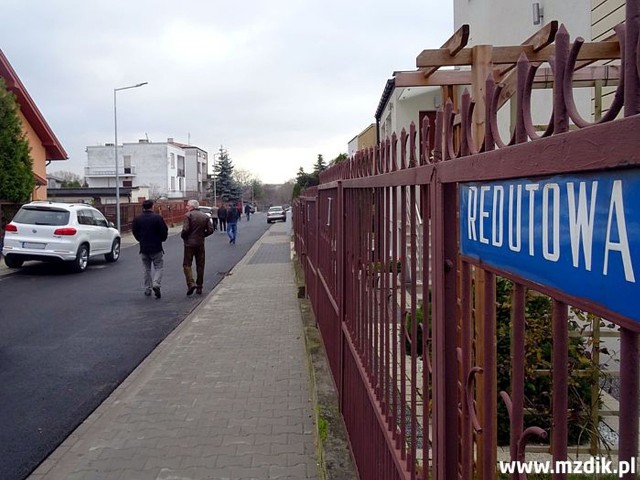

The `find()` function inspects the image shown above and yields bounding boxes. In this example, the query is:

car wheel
[105,238,121,263]
[4,255,24,268]
[71,244,90,273]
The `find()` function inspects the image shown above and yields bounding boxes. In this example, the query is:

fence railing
[96,200,186,233]
[293,8,640,479]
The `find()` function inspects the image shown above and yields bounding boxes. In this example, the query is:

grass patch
[318,416,328,443]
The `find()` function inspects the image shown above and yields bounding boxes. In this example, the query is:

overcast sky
[1,0,452,184]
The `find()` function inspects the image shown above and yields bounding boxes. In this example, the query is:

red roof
[0,49,67,161]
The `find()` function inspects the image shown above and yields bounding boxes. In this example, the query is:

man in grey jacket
[181,199,213,295]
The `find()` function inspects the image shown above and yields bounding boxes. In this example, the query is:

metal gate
[293,4,640,479]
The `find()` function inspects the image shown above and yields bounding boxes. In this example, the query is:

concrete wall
[183,146,208,196]
[86,142,187,199]
[454,0,592,45]
[358,124,377,150]
[378,87,440,164]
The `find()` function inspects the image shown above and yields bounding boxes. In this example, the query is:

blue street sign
[460,169,640,323]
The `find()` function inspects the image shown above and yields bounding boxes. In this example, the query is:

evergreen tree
[210,146,241,202]
[312,154,327,175]
[292,166,319,199]
[331,153,348,165]
[0,78,34,202]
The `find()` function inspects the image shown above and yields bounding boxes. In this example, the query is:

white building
[85,138,209,201]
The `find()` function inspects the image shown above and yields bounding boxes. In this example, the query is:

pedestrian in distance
[217,203,227,233]
[226,201,240,244]
[131,199,169,299]
[181,199,214,296]
[244,202,251,221]
[210,204,219,231]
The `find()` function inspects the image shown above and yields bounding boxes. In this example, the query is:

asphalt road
[0,215,270,480]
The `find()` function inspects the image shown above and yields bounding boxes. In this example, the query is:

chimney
[167,137,174,143]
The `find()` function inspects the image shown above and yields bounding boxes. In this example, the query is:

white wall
[454,0,594,132]
[86,142,187,199]
[454,0,591,46]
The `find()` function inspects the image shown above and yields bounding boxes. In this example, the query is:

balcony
[85,166,136,177]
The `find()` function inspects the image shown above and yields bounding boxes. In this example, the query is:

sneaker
[153,286,161,299]
[187,285,197,296]
[144,289,152,296]
[196,288,203,295]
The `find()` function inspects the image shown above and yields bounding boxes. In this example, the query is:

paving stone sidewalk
[28,222,319,480]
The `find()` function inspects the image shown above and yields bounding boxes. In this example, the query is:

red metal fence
[294,7,640,479]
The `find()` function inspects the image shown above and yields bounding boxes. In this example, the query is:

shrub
[496,277,596,446]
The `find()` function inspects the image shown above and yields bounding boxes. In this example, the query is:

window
[13,207,70,226]
[77,209,95,226]
[171,176,175,191]
[90,210,109,227]
[170,153,175,169]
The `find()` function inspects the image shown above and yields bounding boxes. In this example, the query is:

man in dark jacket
[217,204,227,232]
[226,201,240,244]
[181,199,214,295]
[132,199,169,299]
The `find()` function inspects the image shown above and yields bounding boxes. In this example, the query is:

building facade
[0,49,67,200]
[85,138,209,202]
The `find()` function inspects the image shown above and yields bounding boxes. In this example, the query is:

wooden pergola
[390,21,620,148]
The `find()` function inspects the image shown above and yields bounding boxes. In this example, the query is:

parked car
[2,201,121,272]
[198,206,213,217]
[266,206,286,224]
[198,206,215,229]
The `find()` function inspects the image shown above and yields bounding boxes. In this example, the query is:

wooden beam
[416,40,620,68]
[497,21,558,77]
[523,20,558,52]
[472,45,493,149]
[497,65,621,106]
[421,24,470,78]
[395,70,473,87]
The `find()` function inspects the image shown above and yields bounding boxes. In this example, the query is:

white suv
[2,201,121,273]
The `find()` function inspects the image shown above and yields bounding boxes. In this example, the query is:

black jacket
[132,210,169,254]
[226,206,240,224]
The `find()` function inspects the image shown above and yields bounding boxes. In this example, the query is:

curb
[293,254,359,480]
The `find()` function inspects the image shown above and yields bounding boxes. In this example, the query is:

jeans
[141,251,164,291]
[227,222,237,244]
[183,244,205,288]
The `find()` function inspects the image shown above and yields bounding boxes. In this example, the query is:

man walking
[132,199,169,299]
[217,203,227,233]
[244,202,252,221]
[181,199,214,295]
[210,204,219,231]
[226,201,240,244]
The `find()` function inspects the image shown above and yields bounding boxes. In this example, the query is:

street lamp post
[211,152,220,206]
[114,82,148,231]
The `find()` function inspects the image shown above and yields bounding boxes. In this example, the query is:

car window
[90,210,109,227]
[77,209,95,226]
[12,207,70,226]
